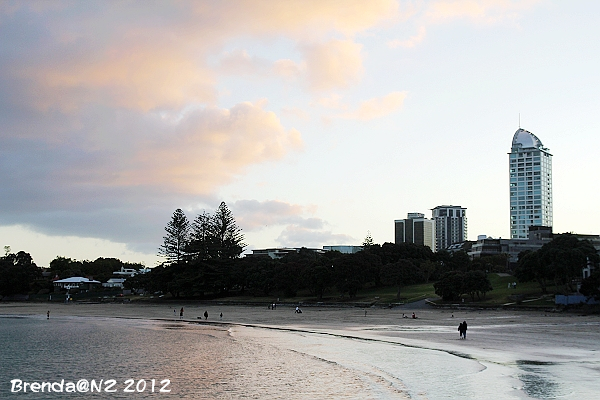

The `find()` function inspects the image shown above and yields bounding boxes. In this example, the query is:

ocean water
[1,314,598,399]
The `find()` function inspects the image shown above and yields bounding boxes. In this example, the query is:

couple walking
[458,320,468,339]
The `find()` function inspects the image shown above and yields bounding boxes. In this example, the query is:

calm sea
[0,314,589,399]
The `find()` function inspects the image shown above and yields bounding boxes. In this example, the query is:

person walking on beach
[204,310,209,320]
[458,322,464,339]
[47,310,50,319]
[220,312,223,320]
[462,320,467,339]
[180,307,184,320]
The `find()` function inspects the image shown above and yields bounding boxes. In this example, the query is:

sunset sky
[1,0,599,267]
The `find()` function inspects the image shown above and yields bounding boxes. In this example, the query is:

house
[102,278,126,288]
[53,277,101,291]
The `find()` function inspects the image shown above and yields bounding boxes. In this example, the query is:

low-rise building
[248,247,328,259]
[102,278,126,288]
[54,277,101,291]
[322,245,363,254]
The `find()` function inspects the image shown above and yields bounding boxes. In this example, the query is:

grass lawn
[127,273,555,308]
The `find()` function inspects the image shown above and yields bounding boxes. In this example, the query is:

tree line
[3,204,599,303]
[0,245,144,297]
[122,206,500,300]
[515,233,599,295]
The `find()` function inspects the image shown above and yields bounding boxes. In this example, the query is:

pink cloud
[335,91,408,121]
[115,102,303,194]
[232,200,317,231]
[302,39,364,91]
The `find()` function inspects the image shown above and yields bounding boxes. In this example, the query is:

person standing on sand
[180,307,184,320]
[458,322,464,339]
[47,311,50,319]
[204,310,208,320]
[461,321,468,339]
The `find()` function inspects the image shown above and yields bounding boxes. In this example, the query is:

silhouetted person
[204,310,208,320]
[180,307,184,320]
[458,322,464,339]
[47,311,50,319]
[462,321,467,339]
[220,312,223,320]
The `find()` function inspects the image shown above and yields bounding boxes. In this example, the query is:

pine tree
[188,211,212,260]
[362,230,374,249]
[211,202,245,259]
[158,208,191,264]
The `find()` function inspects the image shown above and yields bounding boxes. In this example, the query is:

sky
[1,0,599,268]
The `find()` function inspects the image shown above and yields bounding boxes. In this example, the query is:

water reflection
[516,360,564,399]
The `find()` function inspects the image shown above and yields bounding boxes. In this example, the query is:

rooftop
[511,128,544,150]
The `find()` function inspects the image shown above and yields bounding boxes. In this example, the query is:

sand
[3,301,600,398]
[1,301,598,359]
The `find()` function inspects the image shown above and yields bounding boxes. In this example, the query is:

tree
[0,251,41,296]
[49,256,84,278]
[188,211,212,261]
[463,270,493,301]
[580,272,600,300]
[515,234,599,294]
[158,208,191,264]
[210,202,245,259]
[304,264,333,300]
[380,260,423,300]
[434,271,466,301]
[538,234,598,293]
[515,250,549,293]
[362,231,374,249]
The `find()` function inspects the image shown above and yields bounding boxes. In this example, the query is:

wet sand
[3,302,600,398]
[2,301,598,361]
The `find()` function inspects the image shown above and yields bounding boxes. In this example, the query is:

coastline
[2,301,598,359]
[3,302,600,398]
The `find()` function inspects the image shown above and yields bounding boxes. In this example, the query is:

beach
[2,302,600,398]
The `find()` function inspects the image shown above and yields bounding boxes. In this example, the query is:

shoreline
[4,302,600,398]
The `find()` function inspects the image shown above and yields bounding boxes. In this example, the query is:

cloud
[0,0,398,255]
[272,59,305,79]
[232,200,318,231]
[387,0,541,49]
[388,26,427,48]
[276,226,354,248]
[188,0,399,38]
[219,49,271,76]
[232,199,352,248]
[313,93,348,110]
[425,0,541,24]
[0,101,302,253]
[280,106,311,121]
[335,91,407,121]
[302,39,364,91]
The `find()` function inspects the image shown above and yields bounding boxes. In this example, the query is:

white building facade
[394,213,436,251]
[509,128,553,238]
[432,205,467,251]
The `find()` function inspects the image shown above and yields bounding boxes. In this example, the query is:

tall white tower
[509,128,553,239]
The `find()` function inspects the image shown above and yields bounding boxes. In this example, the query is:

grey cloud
[232,199,323,231]
[276,226,354,248]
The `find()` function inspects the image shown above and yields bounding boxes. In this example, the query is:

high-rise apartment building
[509,128,553,239]
[432,205,467,250]
[395,213,435,251]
